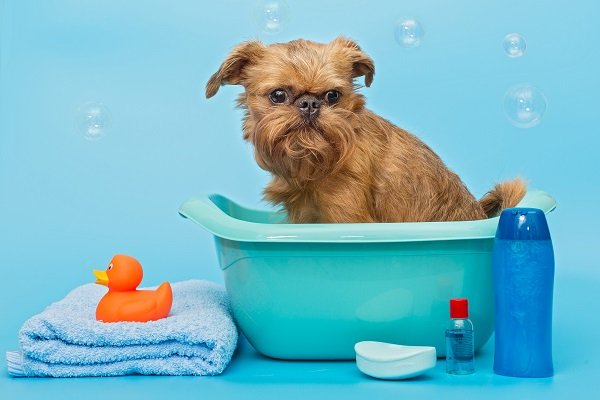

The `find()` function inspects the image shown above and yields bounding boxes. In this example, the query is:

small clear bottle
[445,298,475,375]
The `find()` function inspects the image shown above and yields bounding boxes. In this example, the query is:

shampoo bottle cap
[450,298,469,319]
[496,208,551,241]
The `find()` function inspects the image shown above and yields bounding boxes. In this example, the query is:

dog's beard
[251,108,356,182]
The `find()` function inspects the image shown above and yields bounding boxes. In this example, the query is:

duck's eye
[325,90,340,104]
[107,263,113,271]
[269,89,288,104]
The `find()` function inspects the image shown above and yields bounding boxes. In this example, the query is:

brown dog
[206,37,525,223]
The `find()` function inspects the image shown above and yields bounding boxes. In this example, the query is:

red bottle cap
[450,298,469,319]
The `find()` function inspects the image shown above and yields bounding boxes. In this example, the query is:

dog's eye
[269,89,288,104]
[325,90,340,104]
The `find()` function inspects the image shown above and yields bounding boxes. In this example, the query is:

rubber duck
[93,254,172,323]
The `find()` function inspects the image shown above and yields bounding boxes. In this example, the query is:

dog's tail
[479,177,527,217]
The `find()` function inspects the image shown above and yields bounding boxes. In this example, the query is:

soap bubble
[77,102,110,141]
[504,85,547,128]
[255,0,289,35]
[394,18,424,48]
[503,33,526,58]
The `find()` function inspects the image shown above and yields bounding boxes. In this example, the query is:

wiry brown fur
[206,37,526,223]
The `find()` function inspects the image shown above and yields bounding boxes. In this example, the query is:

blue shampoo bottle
[492,208,554,377]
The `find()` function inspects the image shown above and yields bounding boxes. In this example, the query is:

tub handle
[178,195,229,227]
[178,195,268,241]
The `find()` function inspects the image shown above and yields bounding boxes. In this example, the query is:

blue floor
[2,264,598,400]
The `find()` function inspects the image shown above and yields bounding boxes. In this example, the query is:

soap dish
[355,341,437,380]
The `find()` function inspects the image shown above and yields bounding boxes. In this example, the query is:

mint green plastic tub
[179,190,556,360]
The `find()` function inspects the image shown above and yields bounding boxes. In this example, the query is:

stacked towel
[6,280,238,377]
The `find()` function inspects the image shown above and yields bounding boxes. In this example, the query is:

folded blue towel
[6,280,238,377]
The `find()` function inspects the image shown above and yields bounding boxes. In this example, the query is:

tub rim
[178,189,556,243]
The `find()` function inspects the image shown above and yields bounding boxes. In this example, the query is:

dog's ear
[206,41,264,98]
[332,36,375,87]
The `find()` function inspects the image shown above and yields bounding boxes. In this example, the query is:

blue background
[1,0,599,398]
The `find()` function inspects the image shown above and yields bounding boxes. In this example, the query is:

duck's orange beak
[93,269,109,286]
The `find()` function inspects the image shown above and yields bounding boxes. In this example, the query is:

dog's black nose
[295,95,321,118]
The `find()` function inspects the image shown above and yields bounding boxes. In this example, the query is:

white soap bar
[355,341,437,380]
